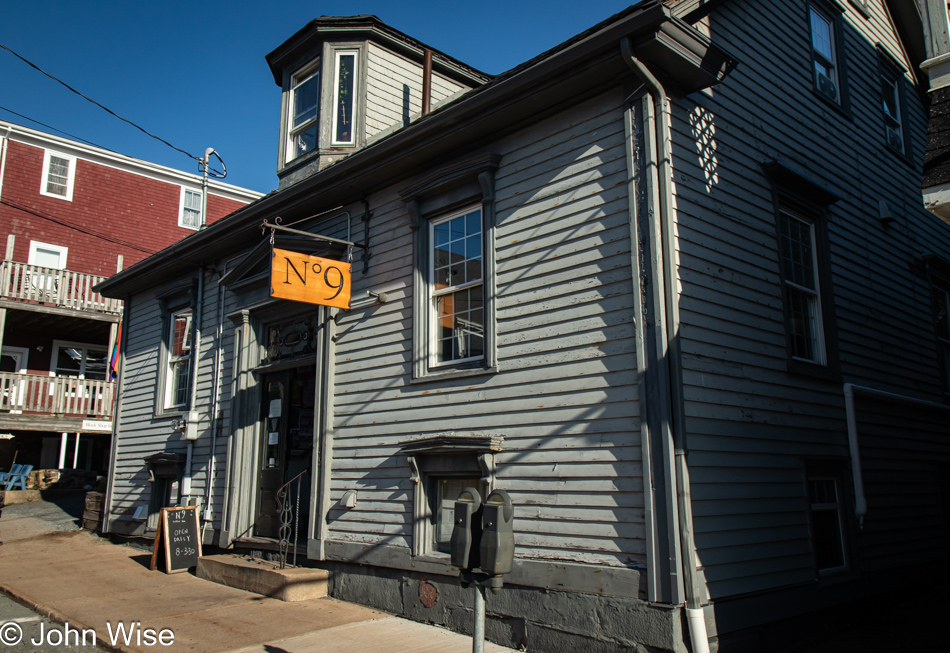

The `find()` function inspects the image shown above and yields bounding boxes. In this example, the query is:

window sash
[808,476,847,573]
[46,156,71,196]
[165,309,192,408]
[288,63,320,161]
[331,51,358,145]
[429,207,484,367]
[54,346,108,380]
[809,5,839,101]
[779,211,826,365]
[181,190,202,228]
[880,70,904,152]
[41,151,75,200]
[432,476,480,554]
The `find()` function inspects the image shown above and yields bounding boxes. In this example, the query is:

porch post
[58,432,68,469]
[73,432,81,469]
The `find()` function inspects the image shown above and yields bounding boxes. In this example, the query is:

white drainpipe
[621,37,708,653]
[843,382,950,527]
[182,268,204,498]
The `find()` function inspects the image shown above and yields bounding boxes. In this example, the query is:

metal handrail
[275,467,309,569]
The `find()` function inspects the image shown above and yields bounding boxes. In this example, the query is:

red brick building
[0,120,262,480]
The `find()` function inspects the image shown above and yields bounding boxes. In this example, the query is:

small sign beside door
[271,248,351,309]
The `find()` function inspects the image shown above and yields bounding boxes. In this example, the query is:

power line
[0,42,203,165]
[0,104,111,151]
[0,198,159,255]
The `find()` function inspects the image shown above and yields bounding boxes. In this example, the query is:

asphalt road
[0,593,109,652]
[0,495,85,544]
[0,496,105,651]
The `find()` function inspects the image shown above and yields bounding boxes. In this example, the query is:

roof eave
[97,4,736,298]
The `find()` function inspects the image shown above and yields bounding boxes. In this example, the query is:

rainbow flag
[110,321,122,381]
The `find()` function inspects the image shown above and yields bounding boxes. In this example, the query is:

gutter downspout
[422,49,433,116]
[844,383,950,527]
[203,270,226,531]
[622,37,709,653]
[182,267,204,499]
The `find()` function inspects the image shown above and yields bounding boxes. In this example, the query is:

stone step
[196,554,329,602]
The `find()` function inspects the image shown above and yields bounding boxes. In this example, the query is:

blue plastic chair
[3,464,32,490]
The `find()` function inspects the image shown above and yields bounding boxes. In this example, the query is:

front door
[254,366,315,538]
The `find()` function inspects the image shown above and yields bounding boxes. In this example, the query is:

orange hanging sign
[270,248,351,309]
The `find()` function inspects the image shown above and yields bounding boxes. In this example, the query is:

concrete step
[197,554,330,602]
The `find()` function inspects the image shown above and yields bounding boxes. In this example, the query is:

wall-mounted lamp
[347,290,389,310]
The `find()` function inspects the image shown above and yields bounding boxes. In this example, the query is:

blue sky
[0,0,635,194]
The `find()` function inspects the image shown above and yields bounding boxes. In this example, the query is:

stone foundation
[324,562,687,653]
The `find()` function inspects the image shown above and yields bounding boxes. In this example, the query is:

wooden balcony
[0,372,114,432]
[0,261,122,317]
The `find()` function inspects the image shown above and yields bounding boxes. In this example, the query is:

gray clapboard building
[96,2,950,651]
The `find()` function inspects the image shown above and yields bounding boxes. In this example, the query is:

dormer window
[288,61,320,162]
[332,51,358,145]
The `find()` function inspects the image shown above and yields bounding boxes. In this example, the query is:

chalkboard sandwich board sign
[150,506,202,574]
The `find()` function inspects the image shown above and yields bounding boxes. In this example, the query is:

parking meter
[479,489,515,576]
[450,487,482,570]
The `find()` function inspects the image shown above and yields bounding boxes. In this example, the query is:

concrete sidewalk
[0,529,512,653]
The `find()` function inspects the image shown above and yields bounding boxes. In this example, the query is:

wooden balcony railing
[0,372,115,418]
[0,261,122,315]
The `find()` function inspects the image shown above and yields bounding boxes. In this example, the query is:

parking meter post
[473,583,486,653]
[451,487,515,653]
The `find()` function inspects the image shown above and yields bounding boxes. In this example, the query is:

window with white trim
[429,207,484,367]
[287,60,320,162]
[27,241,67,293]
[932,285,950,392]
[165,308,193,409]
[777,210,826,365]
[28,241,67,270]
[807,474,848,574]
[179,188,202,230]
[40,150,76,201]
[332,51,358,145]
[809,4,841,104]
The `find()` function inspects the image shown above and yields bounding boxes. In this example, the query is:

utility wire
[1,199,159,255]
[0,42,204,165]
[0,105,111,151]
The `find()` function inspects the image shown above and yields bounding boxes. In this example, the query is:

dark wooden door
[255,372,288,537]
[254,367,316,539]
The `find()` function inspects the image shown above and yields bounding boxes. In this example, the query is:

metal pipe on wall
[843,382,950,527]
[422,49,433,116]
[203,270,227,528]
[622,36,709,653]
[182,267,205,498]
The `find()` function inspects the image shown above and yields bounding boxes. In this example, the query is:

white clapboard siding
[328,88,644,568]
[678,0,950,600]
[364,43,471,141]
